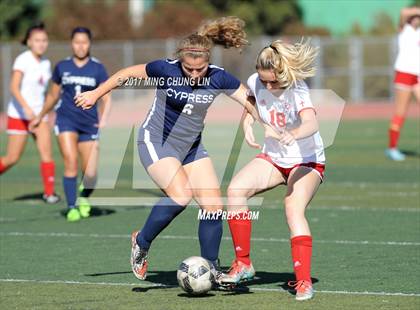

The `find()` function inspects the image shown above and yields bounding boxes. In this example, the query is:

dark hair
[22,22,46,46]
[71,27,92,40]
[407,14,420,24]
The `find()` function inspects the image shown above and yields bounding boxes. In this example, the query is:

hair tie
[181,48,210,52]
[269,44,279,54]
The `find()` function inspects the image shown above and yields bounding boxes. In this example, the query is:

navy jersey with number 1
[52,57,108,141]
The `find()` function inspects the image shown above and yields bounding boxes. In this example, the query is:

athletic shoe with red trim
[219,259,255,285]
[288,280,314,301]
[130,231,148,280]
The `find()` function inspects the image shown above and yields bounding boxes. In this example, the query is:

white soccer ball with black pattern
[177,256,216,295]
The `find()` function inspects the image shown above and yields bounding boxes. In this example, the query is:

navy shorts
[137,128,209,169]
[55,114,99,142]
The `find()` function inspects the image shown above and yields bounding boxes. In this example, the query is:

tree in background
[1,0,330,41]
[208,0,303,35]
[349,11,404,36]
[45,0,136,40]
[139,0,329,38]
[0,0,44,41]
[138,0,213,38]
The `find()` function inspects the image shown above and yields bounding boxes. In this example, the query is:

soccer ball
[177,256,216,295]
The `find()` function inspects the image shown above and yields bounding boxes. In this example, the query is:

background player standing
[31,27,111,222]
[0,22,60,204]
[386,6,420,161]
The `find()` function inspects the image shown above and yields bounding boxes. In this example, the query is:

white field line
[78,197,420,212]
[257,205,420,212]
[0,231,419,246]
[327,182,419,188]
[83,197,266,206]
[0,278,419,297]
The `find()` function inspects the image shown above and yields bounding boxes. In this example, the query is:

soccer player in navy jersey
[75,17,258,281]
[30,27,111,222]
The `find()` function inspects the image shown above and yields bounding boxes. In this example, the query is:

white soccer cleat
[42,193,61,204]
[130,231,148,280]
[288,280,314,301]
[219,260,255,285]
[385,148,406,161]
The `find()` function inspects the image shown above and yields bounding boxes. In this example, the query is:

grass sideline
[0,119,419,309]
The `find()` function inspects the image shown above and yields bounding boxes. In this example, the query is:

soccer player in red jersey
[386,6,420,161]
[221,39,324,301]
[0,23,60,203]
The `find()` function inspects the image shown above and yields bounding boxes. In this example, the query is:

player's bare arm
[29,82,61,130]
[74,64,147,109]
[241,96,261,149]
[96,90,112,128]
[230,84,260,121]
[399,6,420,30]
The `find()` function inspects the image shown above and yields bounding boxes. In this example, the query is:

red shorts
[394,71,419,88]
[7,116,30,134]
[256,153,325,182]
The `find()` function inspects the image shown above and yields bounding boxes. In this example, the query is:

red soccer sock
[389,129,400,148]
[40,161,55,196]
[0,158,6,174]
[291,235,312,283]
[389,115,405,148]
[228,211,252,266]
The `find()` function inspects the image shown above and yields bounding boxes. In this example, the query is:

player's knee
[63,157,78,174]
[168,189,193,206]
[227,184,252,199]
[284,197,306,219]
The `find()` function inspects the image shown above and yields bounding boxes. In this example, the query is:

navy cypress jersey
[140,59,241,143]
[52,57,108,123]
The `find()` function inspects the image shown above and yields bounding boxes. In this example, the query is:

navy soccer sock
[80,175,96,198]
[63,176,77,209]
[137,197,185,250]
[199,212,223,265]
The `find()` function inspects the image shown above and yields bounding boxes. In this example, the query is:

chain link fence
[0,35,397,111]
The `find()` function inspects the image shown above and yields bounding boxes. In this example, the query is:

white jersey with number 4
[247,73,325,167]
[7,50,51,120]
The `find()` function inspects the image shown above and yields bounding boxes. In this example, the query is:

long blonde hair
[176,16,248,60]
[256,39,318,88]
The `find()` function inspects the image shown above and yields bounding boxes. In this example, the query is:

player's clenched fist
[74,90,98,110]
[28,116,42,132]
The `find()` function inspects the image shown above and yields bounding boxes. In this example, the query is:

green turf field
[0,119,419,309]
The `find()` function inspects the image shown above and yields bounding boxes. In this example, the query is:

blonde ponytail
[256,39,318,88]
[176,16,248,60]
